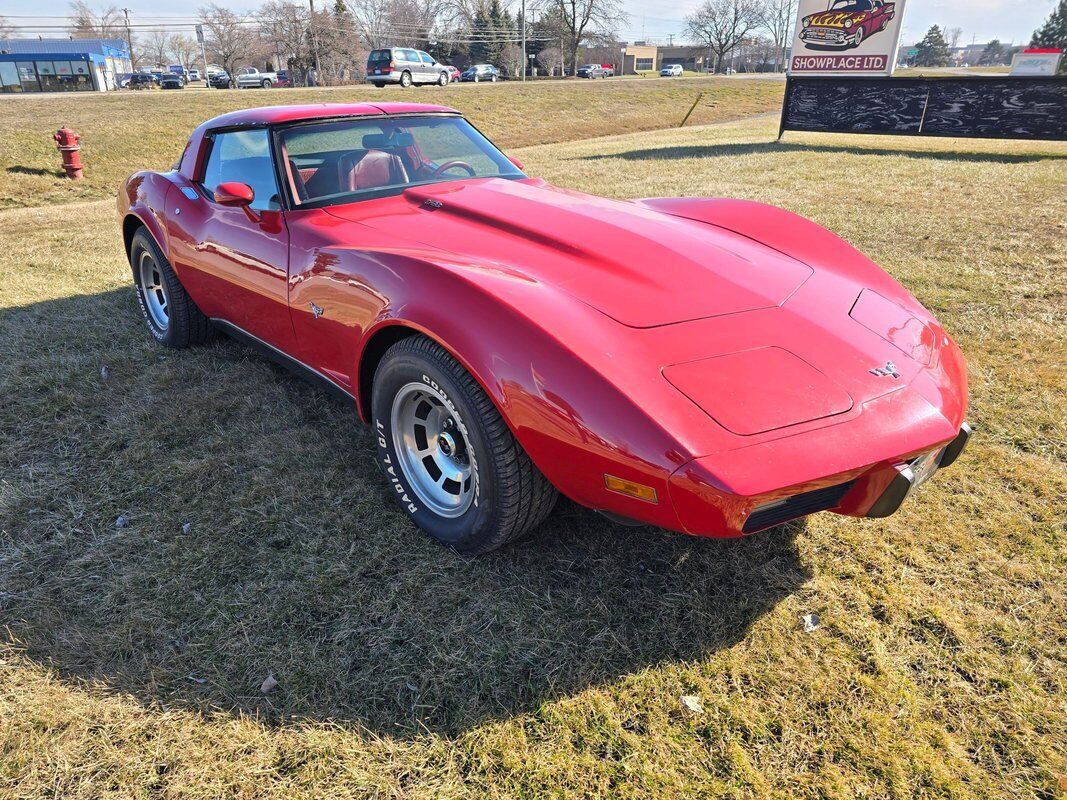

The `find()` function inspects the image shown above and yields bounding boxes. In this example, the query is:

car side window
[200,129,281,211]
[419,52,434,64]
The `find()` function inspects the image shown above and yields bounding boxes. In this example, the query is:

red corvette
[117,103,970,554]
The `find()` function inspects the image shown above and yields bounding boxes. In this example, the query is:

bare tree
[759,0,796,71]
[685,0,765,73]
[536,43,562,75]
[169,35,200,70]
[347,0,435,49]
[199,4,259,77]
[320,0,365,84]
[144,30,170,68]
[261,0,313,75]
[543,0,627,74]
[499,42,524,76]
[68,1,123,38]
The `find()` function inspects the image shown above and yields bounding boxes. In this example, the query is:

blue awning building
[0,38,132,93]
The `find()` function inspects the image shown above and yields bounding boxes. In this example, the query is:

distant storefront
[0,38,132,93]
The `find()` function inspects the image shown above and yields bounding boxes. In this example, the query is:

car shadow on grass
[0,287,810,738]
[577,140,1067,164]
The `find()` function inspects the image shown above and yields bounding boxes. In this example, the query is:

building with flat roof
[0,38,132,93]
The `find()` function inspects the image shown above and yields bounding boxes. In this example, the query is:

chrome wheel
[138,249,169,330]
[391,381,475,518]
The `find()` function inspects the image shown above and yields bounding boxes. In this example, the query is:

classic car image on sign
[117,103,971,554]
[799,0,896,50]
[790,0,907,74]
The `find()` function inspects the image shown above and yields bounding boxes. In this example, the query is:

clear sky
[2,0,1056,48]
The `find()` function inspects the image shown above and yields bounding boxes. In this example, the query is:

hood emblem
[869,361,900,378]
[310,301,324,319]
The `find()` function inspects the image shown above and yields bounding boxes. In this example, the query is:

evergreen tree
[979,39,1005,65]
[1030,0,1067,72]
[914,25,951,67]
[469,0,512,65]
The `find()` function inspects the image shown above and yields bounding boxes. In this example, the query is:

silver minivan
[366,48,451,88]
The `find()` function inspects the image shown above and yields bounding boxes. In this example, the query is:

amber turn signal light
[604,474,658,503]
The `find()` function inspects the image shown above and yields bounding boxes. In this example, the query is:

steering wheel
[429,160,476,179]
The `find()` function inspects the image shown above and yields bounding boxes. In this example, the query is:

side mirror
[214,181,254,206]
[507,155,525,171]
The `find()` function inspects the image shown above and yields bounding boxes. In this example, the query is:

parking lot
[1,79,1065,798]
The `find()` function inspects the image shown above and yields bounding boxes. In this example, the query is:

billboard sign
[1010,49,1062,76]
[788,0,908,75]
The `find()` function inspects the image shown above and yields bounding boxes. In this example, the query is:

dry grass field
[0,82,1065,799]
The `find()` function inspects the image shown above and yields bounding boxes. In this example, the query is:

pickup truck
[235,67,278,88]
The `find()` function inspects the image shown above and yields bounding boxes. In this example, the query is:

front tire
[372,336,557,554]
[129,228,213,348]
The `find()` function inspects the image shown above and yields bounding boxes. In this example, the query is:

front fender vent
[742,481,853,534]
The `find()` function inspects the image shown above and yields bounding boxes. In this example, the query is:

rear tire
[400,70,412,88]
[129,228,213,348]
[371,335,557,554]
[438,71,448,86]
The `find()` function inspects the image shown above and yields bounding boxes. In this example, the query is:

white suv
[660,63,684,77]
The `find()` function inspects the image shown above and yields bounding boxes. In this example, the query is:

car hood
[324,178,813,328]
[804,10,869,26]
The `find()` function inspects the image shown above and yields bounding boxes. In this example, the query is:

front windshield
[830,0,872,9]
[279,115,524,208]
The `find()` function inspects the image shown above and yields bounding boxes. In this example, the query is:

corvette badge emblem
[869,361,900,378]
[310,302,324,319]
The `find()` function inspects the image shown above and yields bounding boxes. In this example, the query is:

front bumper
[863,422,972,518]
[800,27,851,45]
[668,416,972,537]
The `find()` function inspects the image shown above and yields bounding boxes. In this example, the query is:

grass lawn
[0,76,783,210]
[0,93,1065,798]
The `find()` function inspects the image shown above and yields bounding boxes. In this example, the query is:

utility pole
[307,0,322,84]
[521,0,526,81]
[196,23,208,84]
[121,8,134,69]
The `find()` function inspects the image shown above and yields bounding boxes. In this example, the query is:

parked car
[236,67,278,88]
[127,72,158,89]
[275,69,292,87]
[117,102,971,555]
[444,65,461,82]
[208,71,232,89]
[116,72,133,88]
[460,63,500,82]
[366,48,452,87]
[159,72,185,89]
[660,63,684,76]
[188,68,201,81]
[576,63,614,78]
